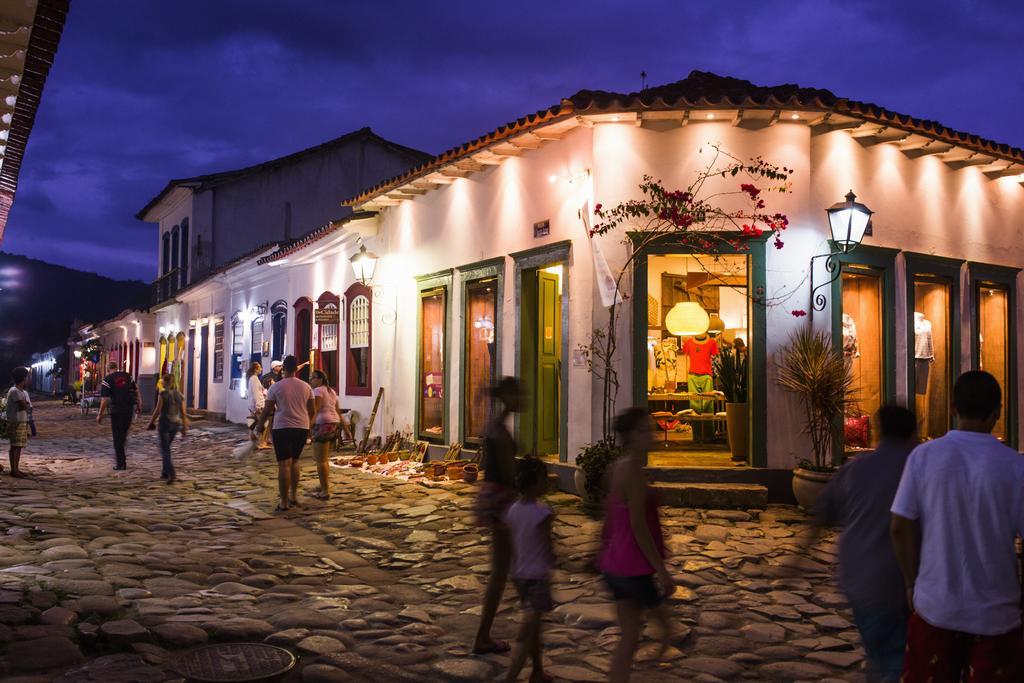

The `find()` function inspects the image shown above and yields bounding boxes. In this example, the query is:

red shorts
[902,611,1023,683]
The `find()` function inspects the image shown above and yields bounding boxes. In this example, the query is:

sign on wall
[314,308,341,325]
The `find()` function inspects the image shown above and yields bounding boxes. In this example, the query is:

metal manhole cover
[171,643,296,682]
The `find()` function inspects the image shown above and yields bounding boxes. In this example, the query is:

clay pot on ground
[791,467,834,510]
[462,464,479,484]
[725,402,748,462]
[446,463,464,481]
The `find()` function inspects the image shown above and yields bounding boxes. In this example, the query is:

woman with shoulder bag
[147,373,188,484]
[309,370,340,499]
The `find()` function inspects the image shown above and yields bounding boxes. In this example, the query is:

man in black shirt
[97,362,142,470]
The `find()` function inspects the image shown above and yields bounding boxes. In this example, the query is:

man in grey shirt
[813,405,916,682]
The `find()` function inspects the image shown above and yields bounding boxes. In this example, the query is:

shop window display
[841,270,884,448]
[464,278,498,443]
[644,254,748,462]
[913,279,951,439]
[419,287,446,440]
[978,285,1009,440]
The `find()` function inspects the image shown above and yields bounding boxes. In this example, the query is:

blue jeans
[158,423,179,478]
[852,604,909,682]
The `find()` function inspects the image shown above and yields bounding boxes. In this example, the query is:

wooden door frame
[457,258,505,447]
[512,240,571,462]
[631,234,768,467]
[415,270,453,444]
[968,261,1020,448]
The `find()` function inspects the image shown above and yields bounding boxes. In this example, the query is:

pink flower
[774,237,784,250]
[791,309,807,317]
[593,203,603,213]
[740,183,761,199]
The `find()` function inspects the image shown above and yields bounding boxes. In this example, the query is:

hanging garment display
[681,335,719,376]
[842,314,860,358]
[914,312,933,395]
[654,338,679,390]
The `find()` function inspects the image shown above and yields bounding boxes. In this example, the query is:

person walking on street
[891,371,1024,682]
[147,373,188,484]
[812,405,917,682]
[309,370,340,499]
[600,408,673,683]
[96,362,142,470]
[254,355,314,512]
[247,362,270,449]
[503,457,555,683]
[5,367,32,478]
[472,377,522,656]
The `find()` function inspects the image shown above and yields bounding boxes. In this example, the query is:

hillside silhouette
[0,252,151,370]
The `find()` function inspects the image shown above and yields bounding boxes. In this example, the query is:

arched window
[271,300,288,361]
[316,291,340,390]
[179,218,190,289]
[170,226,180,295]
[345,283,372,396]
[162,233,171,275]
[293,297,313,382]
[250,316,264,363]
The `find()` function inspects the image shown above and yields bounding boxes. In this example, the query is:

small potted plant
[574,438,622,516]
[714,347,748,461]
[776,328,854,509]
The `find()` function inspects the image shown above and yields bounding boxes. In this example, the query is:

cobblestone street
[0,401,864,682]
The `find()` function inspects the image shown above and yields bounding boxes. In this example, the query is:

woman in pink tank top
[598,407,674,683]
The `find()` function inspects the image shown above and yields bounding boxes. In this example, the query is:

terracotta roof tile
[345,70,1024,207]
[257,211,375,265]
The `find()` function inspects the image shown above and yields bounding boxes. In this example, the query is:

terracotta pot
[725,402,748,462]
[791,467,834,510]
[366,454,379,466]
[349,459,364,468]
[431,462,447,478]
[446,463,464,481]
[462,464,479,484]
[389,452,400,462]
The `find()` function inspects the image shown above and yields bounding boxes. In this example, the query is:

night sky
[4,0,1022,282]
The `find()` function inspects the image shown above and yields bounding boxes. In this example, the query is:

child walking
[148,373,188,484]
[502,457,554,683]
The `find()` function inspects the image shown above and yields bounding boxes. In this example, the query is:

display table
[649,391,727,444]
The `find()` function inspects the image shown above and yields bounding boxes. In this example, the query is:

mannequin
[682,332,719,442]
[842,314,860,359]
[913,312,933,395]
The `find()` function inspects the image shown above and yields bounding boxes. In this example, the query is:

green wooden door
[535,270,561,456]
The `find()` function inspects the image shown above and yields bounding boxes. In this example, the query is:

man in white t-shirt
[891,370,1024,682]
[254,355,314,512]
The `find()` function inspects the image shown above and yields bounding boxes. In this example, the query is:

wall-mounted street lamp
[811,191,873,313]
[350,244,378,286]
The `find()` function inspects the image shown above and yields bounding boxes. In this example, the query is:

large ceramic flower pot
[725,402,748,462]
[573,468,586,498]
[791,467,834,511]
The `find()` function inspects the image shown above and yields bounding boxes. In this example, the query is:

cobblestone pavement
[0,400,864,682]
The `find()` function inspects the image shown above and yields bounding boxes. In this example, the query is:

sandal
[274,504,289,513]
[9,471,27,479]
[313,492,331,500]
[472,640,510,655]
[289,499,302,508]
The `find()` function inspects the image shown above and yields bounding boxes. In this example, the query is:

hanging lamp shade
[826,190,872,254]
[707,315,725,336]
[665,302,710,337]
[350,244,378,285]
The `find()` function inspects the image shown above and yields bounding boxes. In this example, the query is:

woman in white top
[247,362,270,449]
[309,370,341,499]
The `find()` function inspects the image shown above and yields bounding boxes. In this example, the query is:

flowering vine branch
[579,144,795,440]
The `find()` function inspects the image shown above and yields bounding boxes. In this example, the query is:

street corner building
[72,71,1024,502]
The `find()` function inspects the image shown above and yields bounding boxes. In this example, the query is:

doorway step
[651,482,767,509]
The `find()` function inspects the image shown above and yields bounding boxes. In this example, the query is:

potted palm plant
[714,347,748,461]
[776,328,854,509]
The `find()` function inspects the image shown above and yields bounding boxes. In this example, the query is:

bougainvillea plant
[579,145,794,439]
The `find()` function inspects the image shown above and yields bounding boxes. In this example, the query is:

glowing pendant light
[665,302,710,337]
